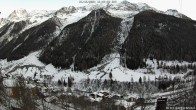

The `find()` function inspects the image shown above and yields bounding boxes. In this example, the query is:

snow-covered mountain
[40,9,122,70]
[0,18,9,27]
[165,9,181,17]
[165,9,191,19]
[55,6,77,17]
[0,1,195,82]
[27,10,55,23]
[8,8,28,21]
[0,1,189,28]
[108,1,154,11]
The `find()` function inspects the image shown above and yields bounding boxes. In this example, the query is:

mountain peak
[84,9,111,20]
[165,9,191,20]
[55,6,76,16]
[8,8,28,21]
[47,16,62,27]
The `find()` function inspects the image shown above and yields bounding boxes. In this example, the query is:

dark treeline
[125,10,196,69]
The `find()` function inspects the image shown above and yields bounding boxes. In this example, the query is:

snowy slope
[0,51,194,84]
[0,1,194,84]
[0,18,9,27]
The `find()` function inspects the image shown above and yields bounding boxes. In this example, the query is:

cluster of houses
[88,90,142,103]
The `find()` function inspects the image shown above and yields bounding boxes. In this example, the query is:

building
[155,97,167,110]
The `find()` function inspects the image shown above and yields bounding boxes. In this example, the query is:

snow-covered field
[0,50,193,84]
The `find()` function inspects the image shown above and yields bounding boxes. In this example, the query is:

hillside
[0,17,62,60]
[125,10,196,69]
[40,9,122,70]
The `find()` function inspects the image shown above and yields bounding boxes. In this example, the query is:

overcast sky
[0,0,196,20]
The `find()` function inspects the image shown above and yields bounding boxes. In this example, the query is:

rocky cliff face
[125,10,196,69]
[40,9,122,70]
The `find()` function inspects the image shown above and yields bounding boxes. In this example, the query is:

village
[1,64,195,110]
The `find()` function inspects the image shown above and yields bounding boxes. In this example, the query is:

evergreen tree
[193,81,196,92]
[68,77,73,87]
[139,77,142,84]
[63,80,67,87]
[103,79,108,87]
[109,72,112,79]
[176,64,180,73]
[110,79,114,85]
[128,82,131,89]
[194,69,196,76]
[58,79,62,86]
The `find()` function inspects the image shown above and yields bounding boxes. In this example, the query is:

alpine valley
[0,1,196,110]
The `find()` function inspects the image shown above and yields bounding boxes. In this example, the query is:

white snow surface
[58,10,91,29]
[0,51,194,84]
[117,17,134,45]
[8,8,28,21]
[0,1,185,31]
[165,9,183,18]
[3,79,16,87]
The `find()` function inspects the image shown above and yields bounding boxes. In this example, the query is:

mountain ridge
[0,2,195,71]
[0,1,190,28]
[39,9,122,70]
[125,10,196,69]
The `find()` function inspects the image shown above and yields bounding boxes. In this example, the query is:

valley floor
[0,51,196,110]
